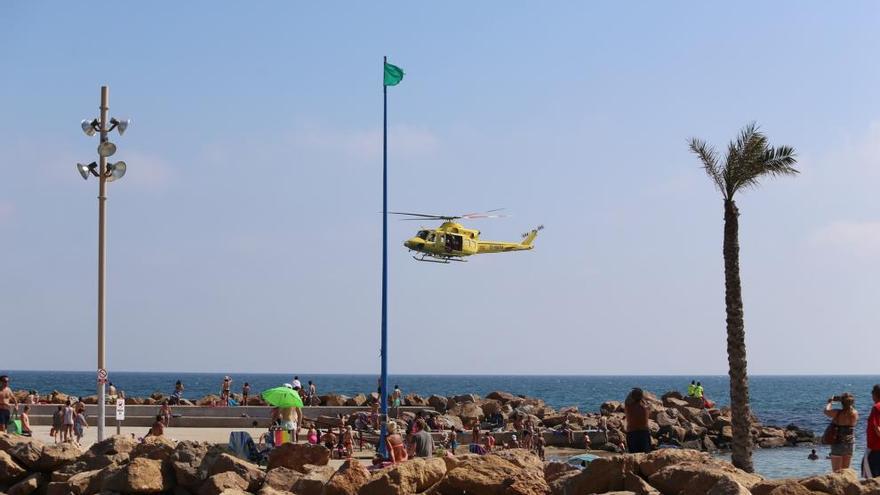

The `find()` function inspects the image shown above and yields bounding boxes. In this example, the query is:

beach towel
[468,443,487,455]
[6,418,21,435]
[228,431,254,460]
[272,429,291,446]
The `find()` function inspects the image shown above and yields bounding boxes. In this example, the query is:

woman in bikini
[385,421,408,464]
[824,392,859,472]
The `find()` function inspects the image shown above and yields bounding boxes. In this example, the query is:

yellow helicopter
[391,210,543,263]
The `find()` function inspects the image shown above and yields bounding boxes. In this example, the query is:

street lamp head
[110,118,130,136]
[97,141,117,158]
[77,162,98,180]
[106,161,127,182]
[81,119,97,137]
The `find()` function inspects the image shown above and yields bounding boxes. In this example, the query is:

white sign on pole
[115,398,125,421]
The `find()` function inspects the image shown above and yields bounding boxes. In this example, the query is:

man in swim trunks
[0,375,18,433]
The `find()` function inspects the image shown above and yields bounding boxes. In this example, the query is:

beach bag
[7,411,22,435]
[822,412,840,445]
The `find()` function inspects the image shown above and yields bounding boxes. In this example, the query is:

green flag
[384,62,404,86]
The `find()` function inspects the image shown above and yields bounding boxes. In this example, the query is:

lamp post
[78,85,130,442]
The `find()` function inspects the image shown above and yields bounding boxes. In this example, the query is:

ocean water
[3,371,877,479]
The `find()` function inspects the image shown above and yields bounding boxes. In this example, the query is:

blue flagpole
[378,55,389,458]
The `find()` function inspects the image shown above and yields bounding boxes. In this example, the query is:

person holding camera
[824,392,858,472]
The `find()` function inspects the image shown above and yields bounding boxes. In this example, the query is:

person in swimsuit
[825,392,858,472]
[385,421,408,464]
[343,426,354,458]
[159,400,172,426]
[0,375,17,433]
[62,400,75,443]
[391,385,402,419]
[307,427,318,445]
[242,383,250,406]
[74,407,88,445]
[148,415,165,437]
[221,376,232,406]
[625,388,651,454]
[322,429,337,451]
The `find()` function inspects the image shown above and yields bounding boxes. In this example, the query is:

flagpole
[379,55,390,458]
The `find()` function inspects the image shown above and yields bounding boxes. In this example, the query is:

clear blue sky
[1,2,879,374]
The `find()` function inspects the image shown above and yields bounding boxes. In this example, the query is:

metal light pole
[78,85,130,442]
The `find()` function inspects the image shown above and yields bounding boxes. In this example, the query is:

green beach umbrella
[261,385,304,408]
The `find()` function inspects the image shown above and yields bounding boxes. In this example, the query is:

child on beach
[447,428,458,454]
[148,415,165,437]
[343,426,354,458]
[20,405,32,437]
[74,408,88,445]
[159,400,172,426]
[51,405,63,443]
[307,426,318,445]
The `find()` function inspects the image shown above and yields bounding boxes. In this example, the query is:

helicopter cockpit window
[427,233,436,242]
[416,230,429,240]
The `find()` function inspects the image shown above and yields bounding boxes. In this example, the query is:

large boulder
[320,394,349,406]
[33,442,81,472]
[646,461,763,495]
[208,453,265,492]
[292,464,335,495]
[438,415,464,431]
[457,402,485,425]
[171,441,227,490]
[601,401,624,415]
[0,449,27,484]
[131,435,176,463]
[404,394,429,407]
[486,391,518,403]
[428,395,449,412]
[8,472,43,495]
[544,461,578,484]
[491,449,544,472]
[324,459,370,495]
[263,466,303,491]
[360,457,448,495]
[0,435,44,470]
[432,453,548,495]
[101,457,173,493]
[267,443,330,473]
[638,449,709,478]
[481,399,503,416]
[61,468,103,495]
[198,471,249,495]
[453,394,479,404]
[550,455,642,495]
[798,469,862,494]
[345,394,368,407]
[89,434,139,456]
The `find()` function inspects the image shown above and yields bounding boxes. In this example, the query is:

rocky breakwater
[2,434,876,495]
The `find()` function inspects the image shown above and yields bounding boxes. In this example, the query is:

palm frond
[688,138,726,198]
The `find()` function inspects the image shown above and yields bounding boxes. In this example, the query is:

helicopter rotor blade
[388,211,449,219]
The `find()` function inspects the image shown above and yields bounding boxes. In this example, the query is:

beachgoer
[242,383,250,406]
[279,406,297,440]
[687,380,696,397]
[865,384,880,477]
[308,381,318,406]
[0,375,18,433]
[485,431,496,452]
[447,428,458,453]
[343,426,354,457]
[307,427,318,445]
[391,385,402,419]
[74,407,88,445]
[321,428,337,451]
[695,382,704,399]
[472,424,481,446]
[159,400,172,426]
[808,449,819,460]
[625,388,651,454]
[385,422,408,464]
[26,390,37,405]
[62,400,75,442]
[510,433,520,449]
[20,405,32,436]
[534,433,545,460]
[410,419,434,458]
[583,431,592,450]
[523,418,534,450]
[221,376,232,406]
[824,392,858,472]
[108,382,117,402]
[292,376,301,390]
[370,400,380,429]
[170,380,184,405]
[52,405,64,443]
[148,415,165,437]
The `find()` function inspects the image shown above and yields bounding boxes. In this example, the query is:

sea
[4,371,878,479]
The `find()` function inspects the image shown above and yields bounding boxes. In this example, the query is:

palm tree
[689,123,797,472]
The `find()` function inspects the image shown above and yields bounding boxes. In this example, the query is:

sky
[1,2,879,375]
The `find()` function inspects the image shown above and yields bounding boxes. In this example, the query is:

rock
[453,394,479,404]
[663,397,690,409]
[49,391,69,404]
[131,435,176,463]
[258,486,296,495]
[319,394,348,406]
[172,441,227,490]
[197,472,249,495]
[324,459,370,495]
[481,399,503,416]
[438,415,463,431]
[63,468,103,495]
[551,455,641,495]
[266,443,330,473]
[543,461,578,484]
[0,435,44,470]
[491,449,544,472]
[350,394,368,407]
[404,394,428,407]
[35,442,81,471]
[8,472,42,495]
[683,396,705,409]
[91,435,139,457]
[291,464,335,495]
[758,437,786,448]
[198,395,220,406]
[601,401,624,415]
[458,402,485,425]
[81,395,98,405]
[208,453,265,492]
[646,461,763,495]
[766,484,815,495]
[624,472,659,495]
[433,453,548,495]
[263,466,302,491]
[486,391,518,403]
[707,477,752,495]
[661,391,684,401]
[0,450,27,484]
[101,457,173,493]
[637,449,710,478]
[360,457,448,495]
[655,410,680,428]
[799,469,861,494]
[428,395,448,412]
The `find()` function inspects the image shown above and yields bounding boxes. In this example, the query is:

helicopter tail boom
[521,225,544,247]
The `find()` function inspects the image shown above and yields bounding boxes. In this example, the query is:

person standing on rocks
[824,392,858,472]
[410,419,434,458]
[391,385,402,419]
[0,375,18,433]
[865,385,880,478]
[624,388,651,454]
[221,376,232,406]
[242,382,250,406]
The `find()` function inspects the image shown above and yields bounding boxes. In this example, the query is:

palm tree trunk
[723,199,754,472]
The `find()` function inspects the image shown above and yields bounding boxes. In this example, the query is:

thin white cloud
[811,221,880,257]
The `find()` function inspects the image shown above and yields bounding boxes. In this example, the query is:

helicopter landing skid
[412,254,466,264]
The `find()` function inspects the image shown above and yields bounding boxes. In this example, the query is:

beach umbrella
[567,453,598,468]
[261,386,304,408]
